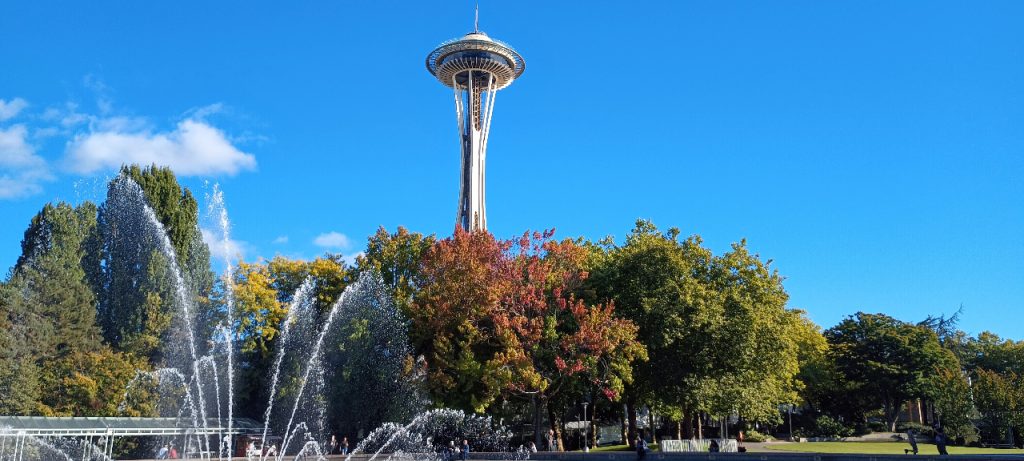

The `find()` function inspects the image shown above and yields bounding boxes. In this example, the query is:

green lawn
[766,441,1024,455]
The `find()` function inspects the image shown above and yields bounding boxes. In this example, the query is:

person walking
[156,444,169,460]
[341,436,350,455]
[904,428,919,455]
[635,431,648,461]
[330,434,338,454]
[460,439,470,461]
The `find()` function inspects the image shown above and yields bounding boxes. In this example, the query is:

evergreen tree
[10,202,103,357]
[0,281,42,415]
[95,165,215,365]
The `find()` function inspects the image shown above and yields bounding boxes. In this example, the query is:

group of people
[245,440,278,457]
[328,435,351,455]
[154,444,178,459]
[327,434,469,459]
[441,439,471,461]
[905,426,950,456]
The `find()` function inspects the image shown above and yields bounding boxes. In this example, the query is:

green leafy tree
[230,255,351,421]
[825,312,951,431]
[585,220,710,442]
[354,226,435,314]
[965,332,1024,376]
[587,220,802,441]
[928,366,978,443]
[973,368,1023,444]
[695,241,802,424]
[38,348,150,417]
[326,273,424,439]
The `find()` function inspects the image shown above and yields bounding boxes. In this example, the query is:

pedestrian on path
[904,428,918,455]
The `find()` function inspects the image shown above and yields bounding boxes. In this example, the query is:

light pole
[788,404,794,441]
[582,402,589,452]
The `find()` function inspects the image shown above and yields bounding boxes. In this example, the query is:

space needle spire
[426,10,525,231]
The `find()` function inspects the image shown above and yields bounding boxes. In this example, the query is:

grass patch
[765,441,1024,455]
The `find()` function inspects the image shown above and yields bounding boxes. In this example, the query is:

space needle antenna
[474,3,479,32]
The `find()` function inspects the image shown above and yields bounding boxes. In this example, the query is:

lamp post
[582,402,589,452]
[788,404,794,442]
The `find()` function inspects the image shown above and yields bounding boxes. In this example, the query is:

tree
[326,273,425,439]
[0,282,42,415]
[585,220,709,442]
[410,226,646,452]
[10,202,103,358]
[928,366,978,443]
[95,166,215,365]
[825,312,951,431]
[230,255,352,421]
[267,255,351,313]
[494,231,646,448]
[973,368,1022,444]
[695,241,802,424]
[354,226,435,314]
[587,221,802,441]
[38,348,150,417]
[410,228,512,412]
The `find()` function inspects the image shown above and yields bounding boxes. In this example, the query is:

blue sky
[1,1,1021,338]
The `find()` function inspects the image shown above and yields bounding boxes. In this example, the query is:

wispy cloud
[184,103,225,121]
[65,119,257,176]
[272,235,289,244]
[0,98,28,121]
[313,231,351,249]
[0,124,53,199]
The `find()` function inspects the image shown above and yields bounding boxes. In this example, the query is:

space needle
[426,10,525,232]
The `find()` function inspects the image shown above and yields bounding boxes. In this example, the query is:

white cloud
[185,103,225,121]
[313,231,352,249]
[0,125,53,199]
[273,235,289,244]
[0,98,28,121]
[65,119,257,176]
[201,228,247,262]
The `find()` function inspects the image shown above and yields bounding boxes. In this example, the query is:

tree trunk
[886,400,903,432]
[648,409,658,443]
[548,401,564,451]
[697,413,703,439]
[533,395,543,449]
[681,409,694,439]
[590,403,598,448]
[626,399,638,448]
[676,420,682,440]
[621,405,627,445]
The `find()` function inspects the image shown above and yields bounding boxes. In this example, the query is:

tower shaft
[453,70,497,231]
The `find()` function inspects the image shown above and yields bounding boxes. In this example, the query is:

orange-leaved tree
[411,228,645,448]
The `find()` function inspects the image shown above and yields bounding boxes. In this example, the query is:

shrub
[867,421,888,433]
[743,430,772,442]
[814,415,854,439]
